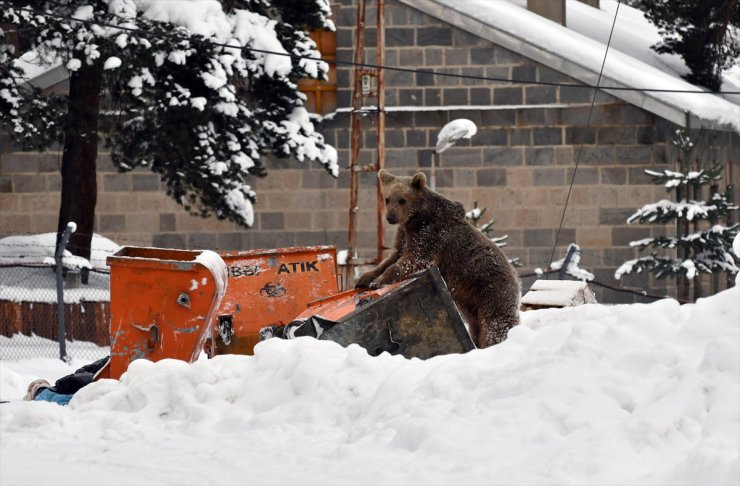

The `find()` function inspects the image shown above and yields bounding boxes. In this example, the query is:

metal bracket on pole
[559,243,577,280]
[55,222,76,362]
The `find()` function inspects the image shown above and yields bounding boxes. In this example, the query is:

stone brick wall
[1,0,739,303]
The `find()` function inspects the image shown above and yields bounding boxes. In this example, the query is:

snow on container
[212,245,339,356]
[99,247,227,380]
[520,279,597,311]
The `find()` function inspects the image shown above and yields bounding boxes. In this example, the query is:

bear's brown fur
[355,169,521,348]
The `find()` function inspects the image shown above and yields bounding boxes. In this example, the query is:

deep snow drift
[1,287,738,485]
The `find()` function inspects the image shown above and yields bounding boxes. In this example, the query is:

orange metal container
[99,247,227,380]
[212,245,339,355]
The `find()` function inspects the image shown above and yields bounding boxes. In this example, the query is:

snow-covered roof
[400,0,740,133]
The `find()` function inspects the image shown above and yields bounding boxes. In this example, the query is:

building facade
[1,0,738,302]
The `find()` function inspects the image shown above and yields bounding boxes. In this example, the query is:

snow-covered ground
[1,287,737,486]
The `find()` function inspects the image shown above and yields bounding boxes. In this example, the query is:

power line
[5,3,740,96]
[546,1,623,279]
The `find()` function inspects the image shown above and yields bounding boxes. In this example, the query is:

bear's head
[378,169,427,225]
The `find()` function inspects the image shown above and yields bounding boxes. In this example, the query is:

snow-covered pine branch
[626,192,737,225]
[644,162,723,190]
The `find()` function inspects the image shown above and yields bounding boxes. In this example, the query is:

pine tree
[465,201,522,267]
[615,128,739,298]
[1,0,337,262]
[630,0,740,92]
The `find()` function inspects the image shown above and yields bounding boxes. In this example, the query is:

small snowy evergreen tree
[465,201,522,267]
[1,0,337,260]
[615,129,739,296]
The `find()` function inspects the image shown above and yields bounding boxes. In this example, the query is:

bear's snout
[386,213,398,225]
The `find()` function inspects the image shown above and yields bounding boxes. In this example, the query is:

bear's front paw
[354,273,375,289]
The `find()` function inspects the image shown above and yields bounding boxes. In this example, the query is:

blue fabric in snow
[35,388,73,406]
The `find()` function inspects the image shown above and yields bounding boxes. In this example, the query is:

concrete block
[46,173,62,191]
[533,127,563,146]
[600,167,627,185]
[481,110,516,127]
[152,233,186,249]
[494,87,523,105]
[416,71,435,86]
[406,129,428,147]
[159,213,176,232]
[611,226,651,246]
[580,146,615,165]
[525,147,555,166]
[386,28,414,47]
[516,108,546,126]
[616,146,653,165]
[1,153,38,173]
[424,48,443,66]
[628,167,653,184]
[512,65,537,83]
[12,175,45,193]
[132,173,159,192]
[598,126,636,145]
[558,86,592,103]
[566,127,596,145]
[0,176,11,192]
[525,86,558,104]
[438,148,483,168]
[99,214,125,233]
[524,228,553,247]
[443,48,468,66]
[509,128,532,146]
[568,167,599,185]
[472,129,507,147]
[483,147,524,166]
[533,168,565,186]
[443,88,468,105]
[469,87,492,105]
[104,174,130,192]
[554,147,574,165]
[417,27,452,46]
[453,29,483,47]
[476,168,507,186]
[470,47,496,65]
[259,212,285,230]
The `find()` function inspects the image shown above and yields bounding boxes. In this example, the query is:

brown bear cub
[355,169,521,348]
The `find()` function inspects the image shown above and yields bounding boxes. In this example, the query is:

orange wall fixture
[103,247,228,380]
[212,246,339,356]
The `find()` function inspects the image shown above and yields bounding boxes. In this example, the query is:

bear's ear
[411,172,427,190]
[378,169,395,185]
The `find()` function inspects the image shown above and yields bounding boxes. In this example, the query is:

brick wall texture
[1,0,739,303]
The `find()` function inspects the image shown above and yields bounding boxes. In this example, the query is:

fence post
[55,222,76,362]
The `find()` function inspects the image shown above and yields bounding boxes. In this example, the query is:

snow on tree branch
[0,0,338,227]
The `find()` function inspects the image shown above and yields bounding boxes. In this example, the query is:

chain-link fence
[0,230,112,363]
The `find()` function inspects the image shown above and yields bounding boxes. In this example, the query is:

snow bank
[1,287,738,485]
[0,233,120,270]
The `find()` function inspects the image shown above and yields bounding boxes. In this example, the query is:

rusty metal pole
[375,0,386,265]
[345,0,386,289]
[347,0,367,288]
